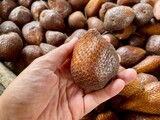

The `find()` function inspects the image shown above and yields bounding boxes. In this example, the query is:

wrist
[0,97,8,120]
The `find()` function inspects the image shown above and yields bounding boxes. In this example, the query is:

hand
[0,37,137,120]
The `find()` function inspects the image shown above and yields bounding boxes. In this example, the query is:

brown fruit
[99,2,117,21]
[31,1,48,21]
[4,58,26,75]
[0,17,2,24]
[48,0,72,19]
[153,0,160,20]
[94,101,109,113]
[157,76,160,81]
[138,22,160,35]
[96,111,118,120]
[104,6,135,31]
[81,111,97,120]
[65,29,87,43]
[40,9,65,31]
[146,35,160,55]
[117,45,146,68]
[106,0,117,3]
[117,0,140,5]
[87,17,106,34]
[0,0,17,20]
[22,21,44,45]
[124,112,160,120]
[144,81,160,91]
[121,89,160,115]
[132,3,153,26]
[68,0,89,10]
[140,0,158,7]
[149,17,156,24]
[133,55,160,74]
[0,32,23,61]
[119,79,144,97]
[113,23,136,40]
[137,73,158,85]
[85,0,106,17]
[46,31,66,47]
[71,29,119,90]
[18,0,34,8]
[8,6,32,27]
[40,43,57,55]
[0,21,21,36]
[68,11,87,30]
[108,95,126,112]
[21,45,43,65]
[128,34,147,48]
[105,34,119,49]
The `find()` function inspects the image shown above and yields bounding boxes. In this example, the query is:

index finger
[41,37,78,71]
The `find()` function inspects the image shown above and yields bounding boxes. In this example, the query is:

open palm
[0,38,136,120]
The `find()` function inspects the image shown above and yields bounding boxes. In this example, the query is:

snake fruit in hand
[71,29,119,91]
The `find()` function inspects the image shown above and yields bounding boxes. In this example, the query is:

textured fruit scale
[71,29,119,91]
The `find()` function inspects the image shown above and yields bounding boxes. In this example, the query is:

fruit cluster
[0,0,160,119]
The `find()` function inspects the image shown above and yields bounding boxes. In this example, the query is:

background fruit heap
[0,0,160,119]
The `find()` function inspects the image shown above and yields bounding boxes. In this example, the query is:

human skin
[0,37,137,120]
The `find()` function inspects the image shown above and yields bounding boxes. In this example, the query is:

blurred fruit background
[0,0,160,119]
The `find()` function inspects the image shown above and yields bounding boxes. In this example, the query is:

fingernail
[118,54,121,62]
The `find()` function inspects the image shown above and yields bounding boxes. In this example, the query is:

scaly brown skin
[0,37,136,120]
